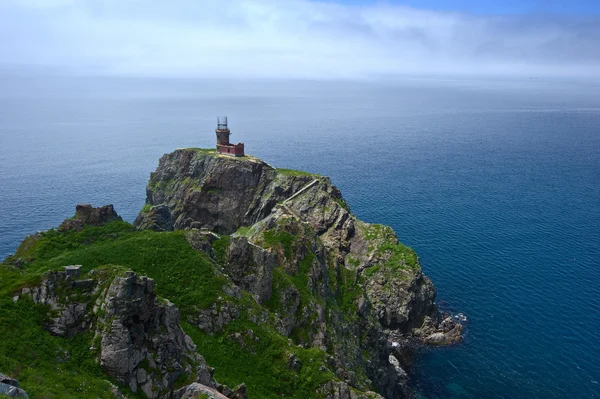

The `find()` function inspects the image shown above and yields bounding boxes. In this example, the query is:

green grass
[276,168,319,177]
[6,222,226,312]
[0,220,341,398]
[233,226,252,237]
[185,317,334,399]
[377,243,419,271]
[0,222,228,398]
[0,296,126,398]
[183,148,217,154]
[211,235,231,265]
[0,211,410,398]
[263,230,296,259]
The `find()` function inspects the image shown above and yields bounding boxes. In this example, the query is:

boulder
[0,373,29,398]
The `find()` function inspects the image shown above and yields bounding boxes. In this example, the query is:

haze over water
[1,74,599,398]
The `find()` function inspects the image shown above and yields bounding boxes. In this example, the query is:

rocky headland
[0,148,461,399]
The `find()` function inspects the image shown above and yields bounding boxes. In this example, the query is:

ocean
[1,74,599,398]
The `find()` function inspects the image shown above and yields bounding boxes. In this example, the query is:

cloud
[0,0,599,78]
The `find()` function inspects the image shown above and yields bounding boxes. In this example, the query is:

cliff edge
[134,148,462,396]
[1,148,461,399]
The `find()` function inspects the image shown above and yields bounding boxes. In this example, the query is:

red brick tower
[216,116,244,157]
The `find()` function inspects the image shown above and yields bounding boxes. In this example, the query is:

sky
[0,0,599,79]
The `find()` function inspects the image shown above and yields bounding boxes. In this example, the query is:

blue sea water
[1,74,599,398]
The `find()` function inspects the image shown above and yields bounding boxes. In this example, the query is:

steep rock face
[280,179,462,342]
[132,150,462,398]
[24,265,93,337]
[134,149,314,233]
[97,271,211,398]
[17,267,214,399]
[224,237,277,304]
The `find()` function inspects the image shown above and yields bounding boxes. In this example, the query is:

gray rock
[131,148,464,398]
[0,373,29,398]
[134,204,173,231]
[133,149,314,234]
[97,271,207,398]
[63,265,82,278]
[225,237,277,304]
[0,373,18,387]
[23,267,222,398]
[0,383,29,398]
[173,383,229,399]
[24,270,95,337]
[58,204,122,231]
[184,229,218,258]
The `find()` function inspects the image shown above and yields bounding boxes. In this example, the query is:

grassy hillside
[0,221,336,399]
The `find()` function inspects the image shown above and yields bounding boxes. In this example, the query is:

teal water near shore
[1,75,599,398]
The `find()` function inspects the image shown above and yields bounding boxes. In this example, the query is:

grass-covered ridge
[0,221,338,399]
[276,168,320,177]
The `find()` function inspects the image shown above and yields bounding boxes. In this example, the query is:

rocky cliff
[134,149,314,233]
[134,148,462,397]
[0,148,461,399]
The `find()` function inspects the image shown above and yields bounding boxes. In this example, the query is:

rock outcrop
[134,149,463,398]
[133,149,314,233]
[59,204,122,231]
[16,264,243,399]
[96,271,211,397]
[0,373,29,398]
[4,149,462,399]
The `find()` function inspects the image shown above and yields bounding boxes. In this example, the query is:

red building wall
[217,143,245,157]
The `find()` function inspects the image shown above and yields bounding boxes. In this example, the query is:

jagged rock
[0,373,18,387]
[134,204,173,231]
[58,204,122,231]
[0,373,29,398]
[184,229,218,258]
[130,149,463,398]
[216,383,248,399]
[365,269,438,333]
[319,381,384,399]
[288,354,302,371]
[225,237,277,303]
[173,383,229,399]
[0,383,29,398]
[64,265,82,278]
[415,316,464,345]
[25,268,96,337]
[21,267,218,398]
[133,149,315,234]
[188,300,240,334]
[97,271,210,398]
